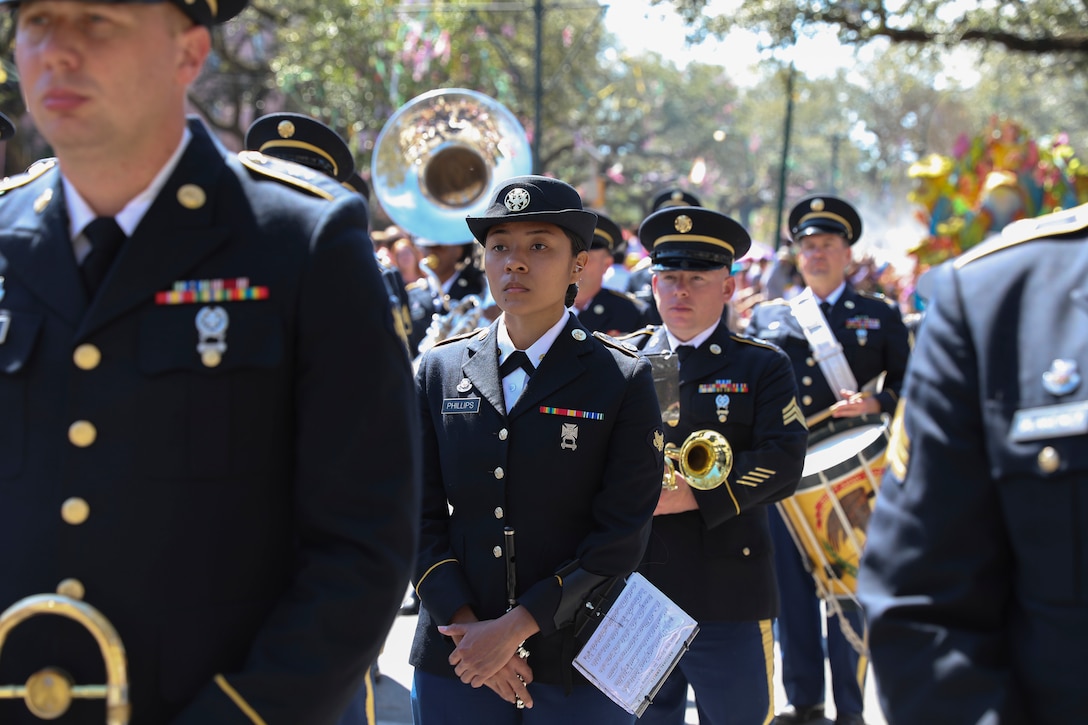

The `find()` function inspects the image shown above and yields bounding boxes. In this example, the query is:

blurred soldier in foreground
[859,204,1088,724]
[0,1,419,722]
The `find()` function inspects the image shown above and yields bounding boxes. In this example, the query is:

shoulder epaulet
[593,330,640,357]
[729,333,781,352]
[857,289,896,307]
[0,158,57,196]
[238,150,344,201]
[605,288,640,304]
[614,325,656,342]
[630,256,652,273]
[956,203,1088,269]
[431,327,486,348]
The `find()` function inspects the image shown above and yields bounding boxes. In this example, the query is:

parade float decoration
[907,116,1088,267]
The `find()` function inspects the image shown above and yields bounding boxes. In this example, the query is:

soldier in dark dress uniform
[858,204,1088,725]
[245,112,414,354]
[0,2,419,723]
[620,206,808,725]
[405,238,490,357]
[572,211,646,335]
[410,175,664,724]
[747,195,911,725]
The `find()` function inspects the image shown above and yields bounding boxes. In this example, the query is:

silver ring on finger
[515,696,525,709]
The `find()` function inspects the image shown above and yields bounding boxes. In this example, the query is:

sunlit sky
[602,0,866,86]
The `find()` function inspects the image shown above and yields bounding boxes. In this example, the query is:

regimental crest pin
[1043,359,1081,397]
[195,305,229,368]
[560,422,579,451]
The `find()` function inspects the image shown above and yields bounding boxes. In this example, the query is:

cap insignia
[277,120,296,139]
[810,198,825,212]
[674,214,693,233]
[505,188,531,212]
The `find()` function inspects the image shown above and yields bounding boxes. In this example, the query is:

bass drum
[776,414,889,600]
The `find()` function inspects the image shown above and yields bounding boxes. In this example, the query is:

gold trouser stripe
[415,557,458,592]
[855,648,869,697]
[759,618,775,725]
[364,666,376,725]
[214,674,267,725]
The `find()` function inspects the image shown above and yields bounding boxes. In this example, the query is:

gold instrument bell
[0,593,130,724]
[663,429,733,491]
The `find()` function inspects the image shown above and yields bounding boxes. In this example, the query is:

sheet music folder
[572,572,699,717]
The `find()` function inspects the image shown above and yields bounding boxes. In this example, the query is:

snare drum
[777,414,889,599]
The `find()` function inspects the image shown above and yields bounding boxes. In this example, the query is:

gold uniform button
[498,428,509,441]
[61,497,90,525]
[494,507,504,519]
[68,421,97,448]
[494,467,505,480]
[492,546,503,558]
[806,357,816,367]
[742,547,751,557]
[56,578,85,600]
[801,376,812,386]
[802,395,813,407]
[1038,446,1060,474]
[72,344,101,371]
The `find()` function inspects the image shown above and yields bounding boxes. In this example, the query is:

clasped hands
[830,389,878,417]
[439,604,540,708]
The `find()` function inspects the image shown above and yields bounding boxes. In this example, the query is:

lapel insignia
[652,430,664,453]
[844,300,855,309]
[33,188,53,214]
[715,394,730,423]
[709,343,722,355]
[1042,359,1081,396]
[195,305,229,368]
[560,422,579,450]
[572,329,587,341]
[157,277,269,305]
[177,184,207,210]
[593,304,604,315]
[456,378,473,393]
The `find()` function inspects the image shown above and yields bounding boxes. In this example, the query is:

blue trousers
[411,669,635,725]
[638,619,775,725]
[770,508,867,715]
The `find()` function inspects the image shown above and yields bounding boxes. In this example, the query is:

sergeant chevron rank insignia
[782,398,806,428]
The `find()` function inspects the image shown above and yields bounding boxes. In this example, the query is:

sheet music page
[573,572,698,716]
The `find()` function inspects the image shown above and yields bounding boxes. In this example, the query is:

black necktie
[499,350,536,379]
[81,217,126,296]
[820,301,833,319]
[675,345,694,364]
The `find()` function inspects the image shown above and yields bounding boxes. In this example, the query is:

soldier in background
[628,188,703,325]
[748,195,910,725]
[572,211,647,335]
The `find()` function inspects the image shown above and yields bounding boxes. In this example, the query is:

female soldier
[410,176,665,724]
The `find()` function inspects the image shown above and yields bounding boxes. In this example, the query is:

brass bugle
[0,593,130,724]
[662,429,733,491]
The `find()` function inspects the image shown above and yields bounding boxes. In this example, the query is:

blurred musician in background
[571,211,647,335]
[747,195,910,725]
[621,206,807,725]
